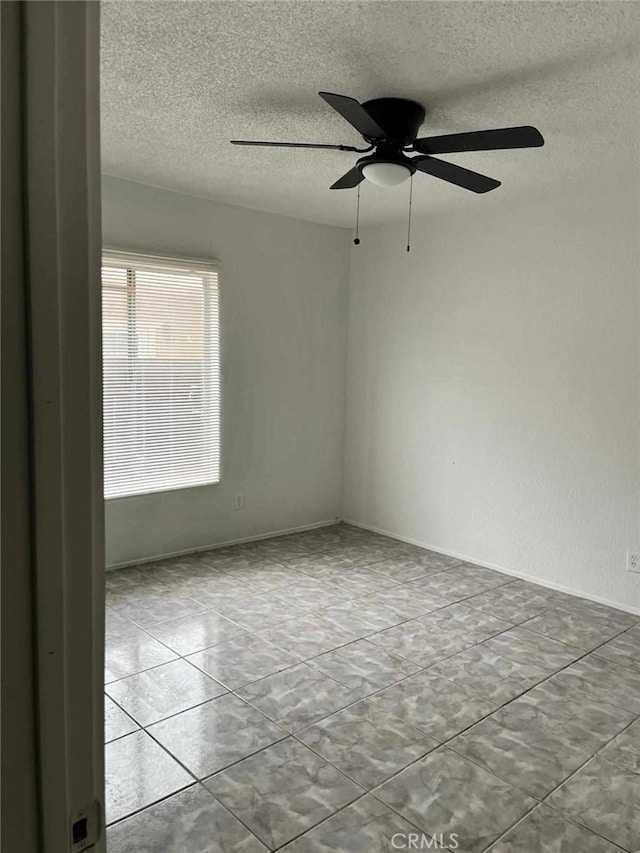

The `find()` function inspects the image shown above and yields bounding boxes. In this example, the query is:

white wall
[104,171,640,612]
[103,176,351,566]
[343,173,640,612]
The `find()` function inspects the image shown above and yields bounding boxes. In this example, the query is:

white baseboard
[108,511,640,618]
[342,517,640,617]
[106,518,340,571]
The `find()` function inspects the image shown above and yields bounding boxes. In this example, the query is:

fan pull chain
[406,173,414,252]
[353,183,361,246]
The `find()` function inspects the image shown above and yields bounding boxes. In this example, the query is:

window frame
[101,249,221,500]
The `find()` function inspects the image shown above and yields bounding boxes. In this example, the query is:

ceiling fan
[231,92,544,193]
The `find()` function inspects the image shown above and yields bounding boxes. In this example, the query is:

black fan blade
[319,92,389,140]
[413,126,544,155]
[413,156,500,193]
[330,166,364,190]
[231,140,363,152]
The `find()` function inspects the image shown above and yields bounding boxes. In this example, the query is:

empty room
[3,1,640,852]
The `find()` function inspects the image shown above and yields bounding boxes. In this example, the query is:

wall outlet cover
[627,551,640,573]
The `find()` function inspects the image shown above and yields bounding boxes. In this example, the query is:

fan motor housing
[361,97,426,144]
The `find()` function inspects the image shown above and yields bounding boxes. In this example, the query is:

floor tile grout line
[105,714,291,830]
[107,702,638,841]
[106,576,637,754]
[277,618,524,729]
[365,753,533,853]
[107,639,443,745]
[106,771,269,853]
[104,534,419,832]
[486,783,639,853]
[417,581,639,654]
[363,613,521,667]
[445,735,589,805]
[188,620,590,837]
[106,593,637,749]
[212,608,530,734]
[209,770,366,853]
[589,623,640,676]
[197,779,275,851]
[105,653,183,685]
[111,552,617,663]
[114,535,463,603]
[106,596,445,707]
[108,657,368,793]
[267,789,426,852]
[540,769,637,852]
[146,642,443,803]
[106,681,229,729]
[366,625,640,850]
[199,779,290,852]
[479,802,544,853]
[198,740,434,853]
[106,574,474,686]
[112,567,407,628]
[210,571,536,661]
[113,526,640,621]
[105,528,640,841]
[327,624,637,839]
[109,670,633,852]
[549,708,640,778]
[109,704,206,784]
[103,696,141,745]
[104,779,197,831]
[488,776,636,853]
[539,760,637,853]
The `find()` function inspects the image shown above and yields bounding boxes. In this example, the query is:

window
[102,251,220,499]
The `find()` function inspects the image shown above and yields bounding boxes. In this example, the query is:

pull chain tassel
[406,174,414,252]
[354,183,361,245]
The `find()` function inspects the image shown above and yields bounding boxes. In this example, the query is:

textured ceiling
[101,1,640,227]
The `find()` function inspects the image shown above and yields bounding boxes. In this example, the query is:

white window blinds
[102,251,220,499]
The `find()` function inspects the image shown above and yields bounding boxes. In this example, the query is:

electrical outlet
[233,493,244,511]
[627,551,640,573]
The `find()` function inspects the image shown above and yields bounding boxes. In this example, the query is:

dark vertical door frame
[18,2,105,851]
[1,2,40,851]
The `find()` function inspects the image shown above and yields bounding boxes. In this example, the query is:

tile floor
[104,523,640,852]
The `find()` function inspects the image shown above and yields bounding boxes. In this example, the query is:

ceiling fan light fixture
[361,160,412,187]
[233,92,544,195]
